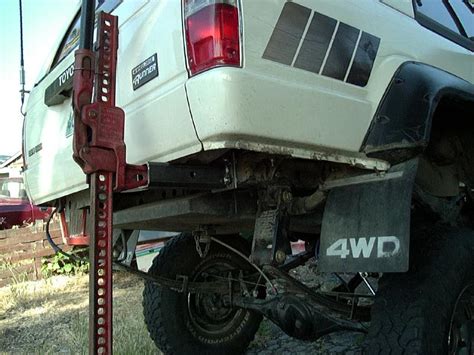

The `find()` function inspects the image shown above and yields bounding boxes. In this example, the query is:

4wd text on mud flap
[326,236,401,259]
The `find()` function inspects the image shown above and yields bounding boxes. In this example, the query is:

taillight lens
[183,0,241,76]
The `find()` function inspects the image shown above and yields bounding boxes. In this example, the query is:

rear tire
[143,234,262,354]
[364,226,474,354]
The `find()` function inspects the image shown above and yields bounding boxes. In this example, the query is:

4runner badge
[132,53,158,90]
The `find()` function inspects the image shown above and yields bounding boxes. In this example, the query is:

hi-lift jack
[72,1,147,353]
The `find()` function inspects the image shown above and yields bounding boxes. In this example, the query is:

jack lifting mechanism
[71,4,246,352]
[72,1,147,353]
[70,1,234,352]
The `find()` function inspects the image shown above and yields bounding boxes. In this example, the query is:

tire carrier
[72,1,148,353]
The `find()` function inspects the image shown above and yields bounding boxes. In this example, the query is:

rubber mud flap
[319,159,418,272]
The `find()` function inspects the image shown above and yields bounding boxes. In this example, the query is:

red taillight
[183,0,241,76]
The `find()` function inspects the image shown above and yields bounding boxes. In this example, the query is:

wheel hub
[187,258,247,336]
[198,293,232,320]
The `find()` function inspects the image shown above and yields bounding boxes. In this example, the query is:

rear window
[415,2,461,34]
[0,179,27,200]
[450,0,474,38]
[52,0,123,68]
[413,0,474,51]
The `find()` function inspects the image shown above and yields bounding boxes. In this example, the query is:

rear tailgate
[24,0,201,204]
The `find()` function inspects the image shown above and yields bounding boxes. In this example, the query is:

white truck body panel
[186,0,472,166]
[23,0,474,204]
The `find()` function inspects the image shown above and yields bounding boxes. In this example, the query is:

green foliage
[41,249,89,278]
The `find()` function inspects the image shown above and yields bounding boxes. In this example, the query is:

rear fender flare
[362,62,474,155]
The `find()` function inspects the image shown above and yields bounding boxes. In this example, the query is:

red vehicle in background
[0,177,51,230]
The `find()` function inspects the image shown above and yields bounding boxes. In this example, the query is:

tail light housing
[183,0,241,76]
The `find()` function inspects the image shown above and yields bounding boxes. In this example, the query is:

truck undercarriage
[56,145,474,354]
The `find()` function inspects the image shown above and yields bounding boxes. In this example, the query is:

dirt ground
[0,272,364,354]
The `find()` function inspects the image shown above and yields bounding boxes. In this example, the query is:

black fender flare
[361,61,474,156]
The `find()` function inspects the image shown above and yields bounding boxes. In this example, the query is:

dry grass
[0,268,363,354]
[0,272,158,354]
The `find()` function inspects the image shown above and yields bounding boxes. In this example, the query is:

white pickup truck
[23,0,474,353]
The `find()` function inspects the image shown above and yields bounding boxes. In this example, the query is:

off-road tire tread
[364,225,474,354]
[143,235,182,355]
